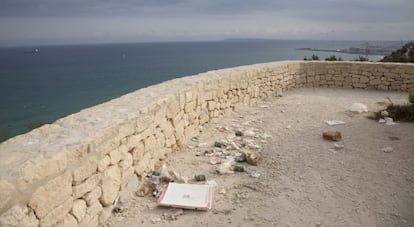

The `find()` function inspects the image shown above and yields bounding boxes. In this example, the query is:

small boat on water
[24,48,39,54]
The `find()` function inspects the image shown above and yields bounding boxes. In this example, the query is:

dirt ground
[106,88,414,227]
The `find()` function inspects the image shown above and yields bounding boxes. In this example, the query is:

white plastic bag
[349,103,368,113]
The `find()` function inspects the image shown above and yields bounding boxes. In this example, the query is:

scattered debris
[381,110,389,117]
[245,169,261,178]
[324,120,345,126]
[113,197,125,214]
[233,165,245,172]
[219,188,227,194]
[286,125,291,129]
[244,150,260,166]
[150,216,162,224]
[158,183,213,210]
[235,130,244,136]
[333,143,345,150]
[381,147,393,153]
[243,130,256,137]
[214,141,227,148]
[260,133,272,139]
[209,157,222,165]
[198,142,209,148]
[388,136,400,141]
[379,117,397,125]
[194,174,206,181]
[349,103,368,113]
[234,152,246,162]
[322,131,342,141]
[163,208,184,221]
[205,180,218,187]
[217,161,234,174]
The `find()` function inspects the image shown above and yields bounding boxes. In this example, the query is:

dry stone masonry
[0,61,413,226]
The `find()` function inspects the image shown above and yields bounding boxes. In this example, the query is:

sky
[0,0,413,46]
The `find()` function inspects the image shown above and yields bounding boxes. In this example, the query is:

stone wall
[0,61,413,227]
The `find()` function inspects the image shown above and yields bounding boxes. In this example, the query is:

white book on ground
[158,183,213,210]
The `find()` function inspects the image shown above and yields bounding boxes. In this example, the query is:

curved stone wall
[0,61,413,226]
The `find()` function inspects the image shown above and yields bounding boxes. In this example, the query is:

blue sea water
[0,40,385,138]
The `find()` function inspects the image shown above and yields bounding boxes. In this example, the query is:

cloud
[0,0,413,45]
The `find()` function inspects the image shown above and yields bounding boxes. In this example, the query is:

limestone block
[28,172,72,219]
[86,201,103,218]
[97,155,110,172]
[178,92,186,110]
[184,101,196,113]
[95,136,121,156]
[70,199,87,222]
[136,116,152,133]
[72,173,101,199]
[78,214,98,227]
[369,79,380,85]
[307,76,315,82]
[389,86,401,91]
[119,152,133,171]
[83,187,102,206]
[109,148,122,165]
[14,152,68,191]
[199,110,209,125]
[165,135,176,148]
[161,120,174,139]
[143,135,157,152]
[40,197,73,227]
[154,130,166,149]
[72,160,97,185]
[359,76,369,83]
[118,120,136,138]
[99,206,113,224]
[402,73,414,79]
[0,205,38,227]
[55,214,77,227]
[378,85,388,90]
[0,180,15,211]
[166,98,180,119]
[184,124,198,139]
[121,167,135,189]
[207,101,216,111]
[171,111,183,128]
[125,134,143,151]
[134,152,152,175]
[131,141,145,161]
[404,78,414,84]
[185,91,193,103]
[100,165,121,206]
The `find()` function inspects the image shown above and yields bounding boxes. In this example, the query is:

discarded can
[235,153,246,162]
[214,141,226,148]
[233,165,245,172]
[194,174,206,181]
[322,131,342,141]
[235,130,244,136]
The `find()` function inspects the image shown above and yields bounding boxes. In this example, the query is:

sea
[0,40,394,139]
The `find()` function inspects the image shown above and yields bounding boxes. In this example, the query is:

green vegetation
[303,54,320,61]
[325,55,343,61]
[374,93,414,122]
[380,41,414,63]
[353,56,370,61]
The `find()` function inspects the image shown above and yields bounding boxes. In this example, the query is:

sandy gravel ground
[106,88,414,227]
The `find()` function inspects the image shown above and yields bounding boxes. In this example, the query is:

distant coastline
[297,46,394,56]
